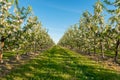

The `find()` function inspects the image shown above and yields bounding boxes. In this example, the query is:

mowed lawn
[1,46,120,80]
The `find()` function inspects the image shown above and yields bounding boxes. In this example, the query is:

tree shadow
[1,46,120,80]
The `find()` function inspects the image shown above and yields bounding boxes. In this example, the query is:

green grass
[1,46,120,80]
[89,49,120,59]
[3,50,24,59]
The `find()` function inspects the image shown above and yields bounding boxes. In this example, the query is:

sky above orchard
[19,0,110,43]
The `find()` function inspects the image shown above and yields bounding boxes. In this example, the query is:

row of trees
[58,0,120,62]
[0,0,54,63]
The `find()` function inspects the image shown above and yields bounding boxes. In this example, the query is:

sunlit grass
[1,46,120,80]
[3,50,24,59]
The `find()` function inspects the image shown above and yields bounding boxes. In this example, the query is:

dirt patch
[86,55,120,72]
[72,49,120,72]
[0,52,40,77]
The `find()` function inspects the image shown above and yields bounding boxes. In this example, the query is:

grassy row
[1,46,120,80]
[3,51,24,59]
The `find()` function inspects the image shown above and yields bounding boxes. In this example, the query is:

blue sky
[19,0,101,43]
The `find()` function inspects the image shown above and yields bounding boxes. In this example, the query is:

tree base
[0,52,3,63]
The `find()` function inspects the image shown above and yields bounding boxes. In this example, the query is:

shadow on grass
[2,46,120,80]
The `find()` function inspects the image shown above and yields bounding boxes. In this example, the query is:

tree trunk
[93,37,96,55]
[0,50,3,63]
[88,49,91,55]
[100,41,105,59]
[16,53,20,61]
[34,42,36,53]
[114,39,120,63]
[0,36,5,63]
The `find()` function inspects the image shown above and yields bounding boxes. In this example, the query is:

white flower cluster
[0,0,12,12]
[0,0,3,2]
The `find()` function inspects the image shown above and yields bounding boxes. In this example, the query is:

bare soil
[0,52,40,77]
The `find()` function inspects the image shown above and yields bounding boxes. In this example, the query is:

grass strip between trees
[1,46,120,80]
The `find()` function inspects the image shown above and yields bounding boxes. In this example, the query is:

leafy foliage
[0,0,54,62]
[58,0,120,62]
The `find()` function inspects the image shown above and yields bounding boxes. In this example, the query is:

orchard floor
[0,46,120,80]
